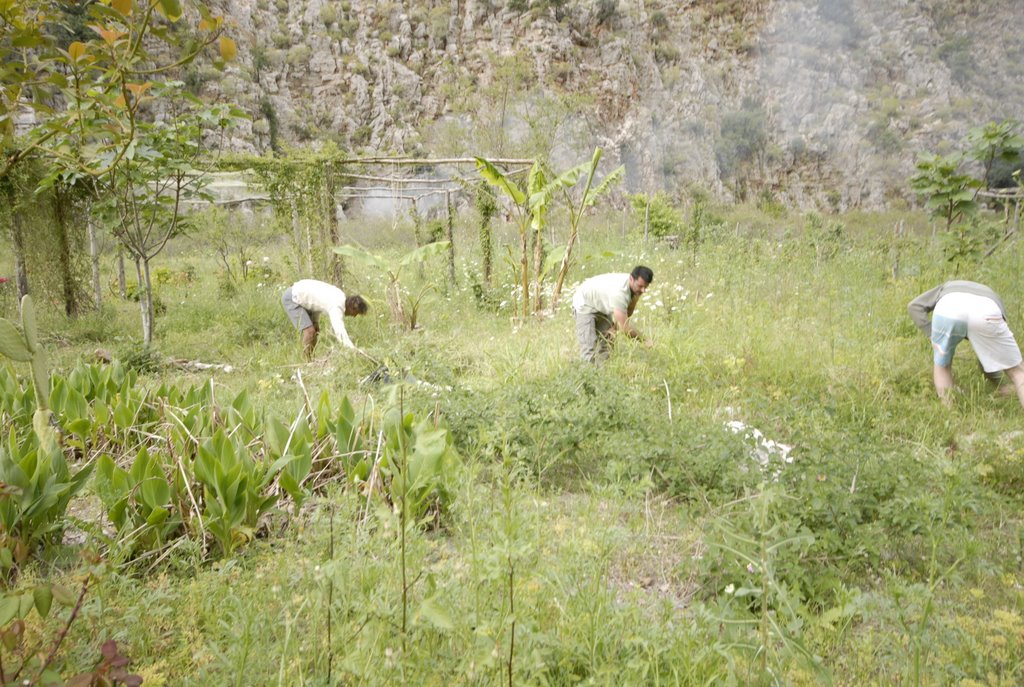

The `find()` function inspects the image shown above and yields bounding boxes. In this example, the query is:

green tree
[716,99,768,199]
[964,119,1023,189]
[333,241,450,330]
[475,157,547,318]
[1,0,235,315]
[91,89,242,344]
[909,152,981,233]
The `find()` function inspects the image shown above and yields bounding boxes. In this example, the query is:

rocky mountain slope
[200,0,1024,209]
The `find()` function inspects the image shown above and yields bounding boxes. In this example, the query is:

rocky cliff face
[202,0,1024,209]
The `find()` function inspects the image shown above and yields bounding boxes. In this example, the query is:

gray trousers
[575,309,614,362]
[282,288,316,330]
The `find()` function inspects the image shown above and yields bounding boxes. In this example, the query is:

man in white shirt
[571,265,653,362]
[282,279,368,359]
[908,280,1024,407]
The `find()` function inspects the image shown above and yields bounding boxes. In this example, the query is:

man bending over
[282,279,368,359]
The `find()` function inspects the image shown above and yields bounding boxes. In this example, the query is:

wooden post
[891,220,904,281]
[643,198,650,244]
[446,190,456,287]
[88,213,102,309]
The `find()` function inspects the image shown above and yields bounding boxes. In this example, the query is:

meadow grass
[4,204,1024,685]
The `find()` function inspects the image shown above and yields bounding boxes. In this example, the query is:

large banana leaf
[475,157,527,205]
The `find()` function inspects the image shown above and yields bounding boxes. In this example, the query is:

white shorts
[932,292,1023,372]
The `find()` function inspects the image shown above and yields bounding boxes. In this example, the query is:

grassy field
[3,202,1024,686]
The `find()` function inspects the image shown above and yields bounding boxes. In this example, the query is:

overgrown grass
[5,204,1024,684]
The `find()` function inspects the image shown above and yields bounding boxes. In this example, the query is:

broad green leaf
[140,476,170,509]
[475,157,526,205]
[397,241,450,268]
[92,400,109,426]
[0,595,20,626]
[19,296,37,353]
[33,586,52,618]
[265,417,289,457]
[17,593,33,620]
[0,320,30,362]
[332,245,389,272]
[145,506,169,527]
[65,418,91,436]
[156,0,182,21]
[113,401,134,429]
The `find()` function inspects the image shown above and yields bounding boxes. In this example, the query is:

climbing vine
[223,143,354,283]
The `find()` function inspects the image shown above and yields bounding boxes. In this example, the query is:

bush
[443,366,758,499]
[715,98,767,180]
[119,344,163,374]
[629,191,684,238]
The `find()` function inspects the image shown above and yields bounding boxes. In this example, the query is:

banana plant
[333,241,450,329]
[476,158,545,318]
[536,148,625,311]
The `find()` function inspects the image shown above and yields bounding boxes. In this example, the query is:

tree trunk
[532,222,544,313]
[118,249,127,298]
[325,169,344,285]
[88,214,102,309]
[480,216,492,286]
[519,230,529,319]
[139,257,154,345]
[411,198,425,281]
[7,192,29,300]
[550,227,578,312]
[446,190,456,288]
[52,189,78,317]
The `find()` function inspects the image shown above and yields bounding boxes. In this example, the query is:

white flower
[724,583,735,595]
[262,256,270,262]
[655,300,663,307]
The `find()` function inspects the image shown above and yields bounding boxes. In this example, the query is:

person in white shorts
[908,280,1024,407]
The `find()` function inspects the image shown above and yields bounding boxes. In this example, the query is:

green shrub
[629,191,684,238]
[716,99,767,181]
[119,344,162,375]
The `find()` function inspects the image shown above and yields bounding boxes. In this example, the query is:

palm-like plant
[533,148,624,311]
[333,241,450,330]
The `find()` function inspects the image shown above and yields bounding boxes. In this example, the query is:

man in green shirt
[571,265,653,362]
